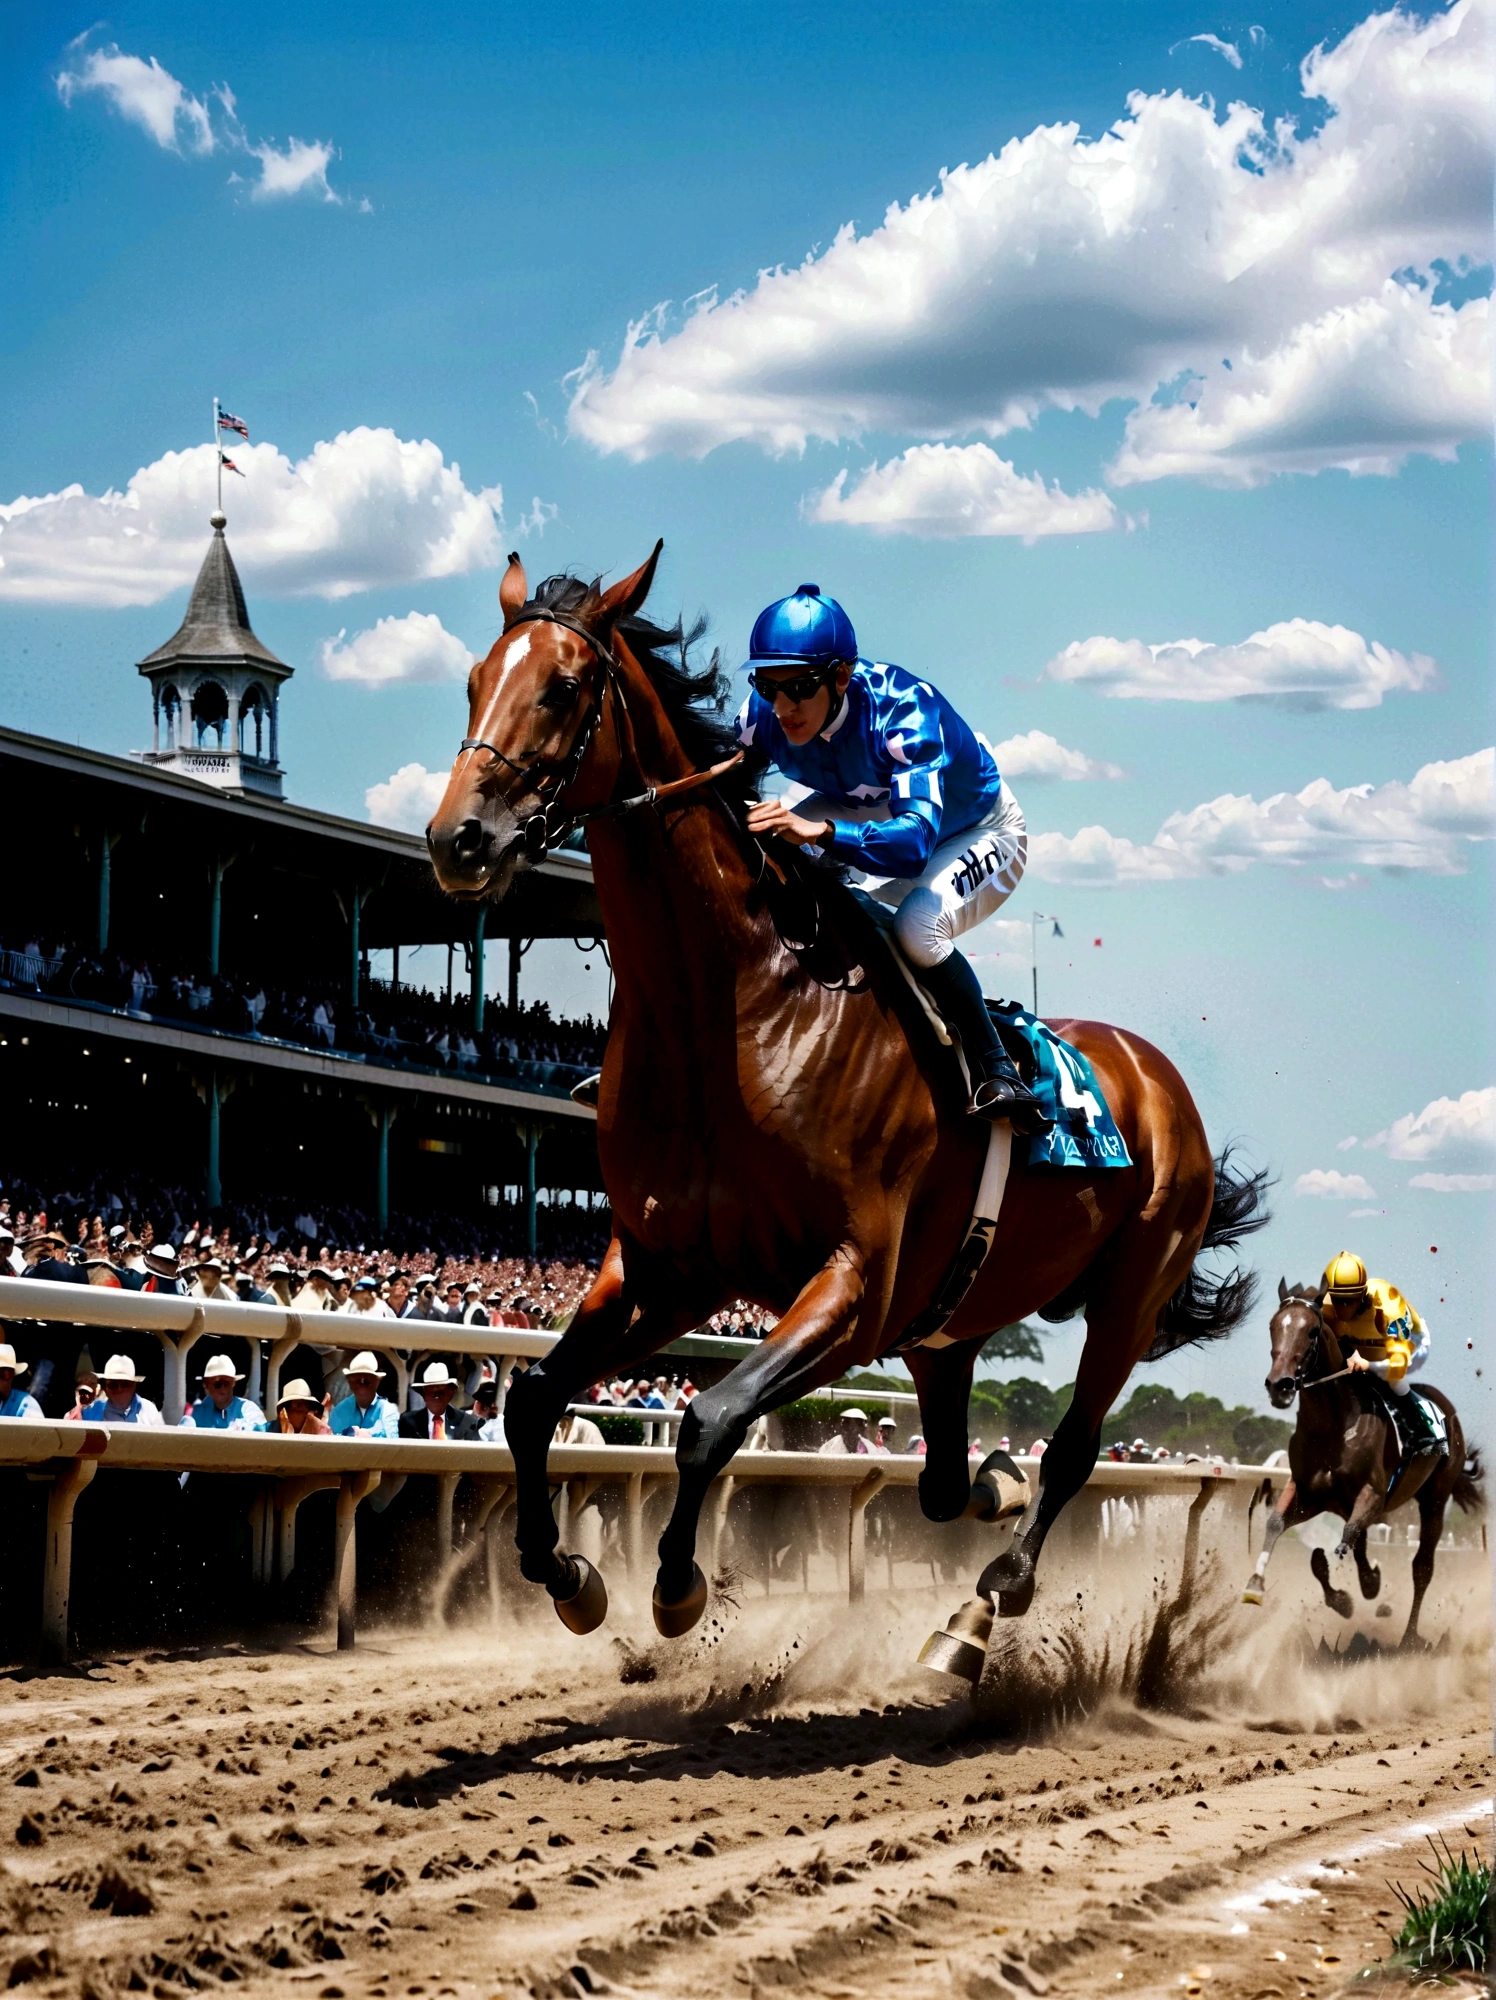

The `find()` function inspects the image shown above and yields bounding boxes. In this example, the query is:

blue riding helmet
[748,584,857,669]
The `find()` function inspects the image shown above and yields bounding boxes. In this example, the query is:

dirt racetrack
[2,1534,1489,2000]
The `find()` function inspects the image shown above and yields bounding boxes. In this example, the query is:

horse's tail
[1145,1143,1274,1362]
[1453,1444,1485,1517]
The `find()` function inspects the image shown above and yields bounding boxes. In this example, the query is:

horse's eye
[540,678,580,712]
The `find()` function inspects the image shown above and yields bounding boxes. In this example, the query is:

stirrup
[570,1072,601,1109]
[971,1071,1051,1136]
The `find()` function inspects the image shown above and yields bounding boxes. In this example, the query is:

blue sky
[0,0,1490,1424]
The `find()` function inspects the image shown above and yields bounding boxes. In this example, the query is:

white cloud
[1365,1086,1496,1160]
[57,43,213,154]
[248,136,338,203]
[515,496,560,537]
[366,762,448,832]
[989,729,1124,782]
[1336,1135,1359,1151]
[57,36,351,205]
[321,612,473,687]
[568,0,1492,484]
[1111,286,1490,486]
[1044,617,1437,711]
[808,445,1120,540]
[1182,33,1243,68]
[1295,1168,1377,1199]
[0,429,504,608]
[1029,748,1495,884]
[1409,1172,1496,1192]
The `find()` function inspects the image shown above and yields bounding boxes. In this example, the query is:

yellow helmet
[1322,1251,1368,1309]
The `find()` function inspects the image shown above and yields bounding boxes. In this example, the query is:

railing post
[848,1469,886,1604]
[524,1124,538,1260]
[159,1308,207,1426]
[41,1454,100,1665]
[335,1470,381,1650]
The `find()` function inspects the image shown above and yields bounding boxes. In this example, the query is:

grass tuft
[1389,1835,1490,1974]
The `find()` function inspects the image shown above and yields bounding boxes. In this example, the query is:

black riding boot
[919,950,1051,1135]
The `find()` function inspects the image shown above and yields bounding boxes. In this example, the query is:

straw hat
[145,1244,178,1273]
[345,1350,383,1379]
[277,1378,318,1408]
[839,1407,869,1423]
[100,1354,145,1384]
[200,1354,243,1383]
[415,1361,457,1393]
[0,1343,28,1377]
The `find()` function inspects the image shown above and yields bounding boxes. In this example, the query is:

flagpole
[1032,910,1039,1017]
[213,396,222,515]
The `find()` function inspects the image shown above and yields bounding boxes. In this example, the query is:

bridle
[1273,1293,1324,1396]
[456,604,741,861]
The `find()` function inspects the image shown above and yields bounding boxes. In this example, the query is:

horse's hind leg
[1401,1492,1446,1651]
[1353,1532,1381,1601]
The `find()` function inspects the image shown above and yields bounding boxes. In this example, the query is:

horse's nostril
[452,817,486,860]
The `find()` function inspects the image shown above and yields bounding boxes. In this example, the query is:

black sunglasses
[748,664,838,704]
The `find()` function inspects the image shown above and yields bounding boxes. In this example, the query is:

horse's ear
[1278,1276,1289,1303]
[595,539,663,629]
[499,552,528,624]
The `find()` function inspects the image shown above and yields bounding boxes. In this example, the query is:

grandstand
[0,516,608,1257]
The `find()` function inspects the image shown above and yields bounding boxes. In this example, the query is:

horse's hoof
[964,1449,1031,1524]
[1241,1586,1264,1606]
[978,1548,1035,1619]
[917,1596,993,1683]
[652,1561,707,1638]
[552,1555,608,1635]
[1360,1566,1381,1601]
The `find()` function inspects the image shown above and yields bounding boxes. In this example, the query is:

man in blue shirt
[327,1350,400,1437]
[82,1354,164,1427]
[737,585,1046,1130]
[0,1340,43,1421]
[179,1353,266,1431]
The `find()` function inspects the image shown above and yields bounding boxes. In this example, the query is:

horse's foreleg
[1401,1492,1446,1650]
[653,1246,866,1635]
[1242,1478,1302,1605]
[506,1240,705,1618]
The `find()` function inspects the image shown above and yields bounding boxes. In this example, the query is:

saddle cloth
[987,1003,1133,1172]
[1387,1385,1449,1460]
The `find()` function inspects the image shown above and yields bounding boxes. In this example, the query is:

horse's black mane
[527,573,760,806]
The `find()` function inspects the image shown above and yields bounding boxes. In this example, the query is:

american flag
[219,454,246,477]
[217,410,250,440]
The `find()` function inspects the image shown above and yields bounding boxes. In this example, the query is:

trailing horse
[1243,1280,1483,1648]
[426,546,1269,1675]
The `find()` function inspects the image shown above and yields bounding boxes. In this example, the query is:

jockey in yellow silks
[1321,1251,1437,1451]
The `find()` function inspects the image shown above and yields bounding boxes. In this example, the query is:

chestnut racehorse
[427,546,1268,1669]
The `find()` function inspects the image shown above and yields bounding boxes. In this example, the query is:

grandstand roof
[137,522,292,684]
[0,723,601,945]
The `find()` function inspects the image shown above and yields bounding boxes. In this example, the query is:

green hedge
[592,1411,645,1445]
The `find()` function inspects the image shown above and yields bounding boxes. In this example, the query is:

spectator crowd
[0,934,604,1096]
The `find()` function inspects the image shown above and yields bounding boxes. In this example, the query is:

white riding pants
[799,781,1028,970]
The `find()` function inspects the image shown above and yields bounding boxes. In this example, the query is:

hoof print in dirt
[360,1863,406,1896]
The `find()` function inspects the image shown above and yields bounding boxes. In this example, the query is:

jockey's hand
[1345,1351,1371,1372]
[746,799,835,848]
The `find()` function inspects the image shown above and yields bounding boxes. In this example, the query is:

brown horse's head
[426,544,663,899]
[1265,1276,1323,1408]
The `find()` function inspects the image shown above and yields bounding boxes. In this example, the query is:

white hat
[416,1361,457,1392]
[345,1351,383,1379]
[840,1407,868,1423]
[277,1378,318,1408]
[101,1354,145,1384]
[200,1354,243,1383]
[877,1415,897,1428]
[0,1342,28,1377]
[146,1244,178,1268]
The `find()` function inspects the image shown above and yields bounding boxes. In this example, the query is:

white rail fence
[1,1276,1290,1666]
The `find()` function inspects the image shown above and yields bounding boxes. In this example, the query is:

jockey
[1321,1251,1437,1451]
[737,583,1047,1133]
